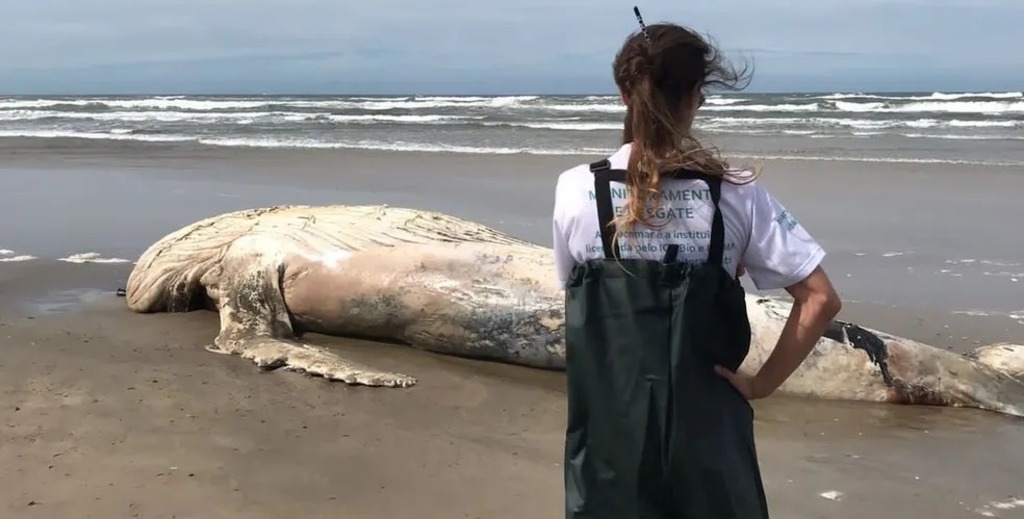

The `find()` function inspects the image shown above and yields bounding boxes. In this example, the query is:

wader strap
[706,178,725,267]
[588,159,726,267]
[589,159,619,259]
[662,244,679,263]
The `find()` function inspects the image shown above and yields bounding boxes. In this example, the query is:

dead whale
[124,204,1024,417]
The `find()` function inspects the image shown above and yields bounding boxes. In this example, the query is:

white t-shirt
[552,143,826,291]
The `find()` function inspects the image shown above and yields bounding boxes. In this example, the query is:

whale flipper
[205,234,417,388]
[206,336,417,387]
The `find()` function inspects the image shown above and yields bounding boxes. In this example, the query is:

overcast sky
[1,0,1021,94]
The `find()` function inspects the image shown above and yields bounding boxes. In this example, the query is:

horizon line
[2,88,1020,97]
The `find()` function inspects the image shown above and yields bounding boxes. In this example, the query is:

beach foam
[2,92,1021,164]
[975,497,1024,517]
[0,129,1020,167]
[819,490,844,501]
[0,249,36,263]
[57,253,132,264]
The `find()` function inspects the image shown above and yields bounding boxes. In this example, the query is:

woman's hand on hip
[714,365,769,400]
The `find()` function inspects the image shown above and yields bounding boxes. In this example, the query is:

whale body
[124,204,1024,417]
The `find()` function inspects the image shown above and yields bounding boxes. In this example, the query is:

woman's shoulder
[552,162,598,221]
[720,166,760,185]
[554,161,600,196]
[557,145,632,186]
[557,161,595,181]
[718,169,766,199]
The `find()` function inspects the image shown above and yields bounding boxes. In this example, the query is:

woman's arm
[716,266,840,399]
[552,216,575,288]
[753,266,840,397]
[552,173,577,288]
[717,180,842,399]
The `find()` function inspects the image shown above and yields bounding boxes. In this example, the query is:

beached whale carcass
[124,204,1024,417]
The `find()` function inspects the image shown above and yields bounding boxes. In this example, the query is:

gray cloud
[1,0,1021,93]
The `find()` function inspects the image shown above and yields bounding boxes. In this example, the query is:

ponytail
[610,22,756,249]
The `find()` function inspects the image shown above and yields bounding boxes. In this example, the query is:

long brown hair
[612,21,753,242]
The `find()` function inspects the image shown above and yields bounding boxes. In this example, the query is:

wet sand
[2,140,1023,518]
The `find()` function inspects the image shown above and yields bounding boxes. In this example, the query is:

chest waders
[563,159,770,519]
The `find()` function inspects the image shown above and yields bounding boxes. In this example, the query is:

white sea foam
[704,103,822,112]
[57,252,132,264]
[193,136,610,156]
[5,107,1017,142]
[945,259,1022,267]
[700,116,1018,131]
[543,103,626,113]
[484,121,621,131]
[0,110,482,125]
[324,96,538,111]
[3,92,1021,152]
[0,98,273,110]
[0,130,196,143]
[894,101,1024,114]
[314,114,482,124]
[705,98,1024,115]
[818,91,1022,101]
[0,249,36,263]
[902,133,1024,141]
[833,101,886,112]
[1,128,1019,165]
[730,153,1023,167]
[952,309,1024,324]
[4,93,1021,119]
[0,129,602,152]
[829,100,1024,114]
[974,497,1024,517]
[948,120,1018,128]
[704,97,749,105]
[0,90,1019,162]
[0,95,541,112]
[415,96,498,102]
[982,271,1024,278]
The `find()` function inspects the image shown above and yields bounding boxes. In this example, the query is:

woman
[552,11,842,519]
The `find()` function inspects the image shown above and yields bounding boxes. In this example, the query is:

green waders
[563,159,770,519]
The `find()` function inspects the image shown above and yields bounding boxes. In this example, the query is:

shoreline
[2,134,1024,169]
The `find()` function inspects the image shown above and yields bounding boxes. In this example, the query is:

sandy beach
[2,139,1024,519]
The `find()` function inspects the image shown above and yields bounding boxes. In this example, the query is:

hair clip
[633,6,651,42]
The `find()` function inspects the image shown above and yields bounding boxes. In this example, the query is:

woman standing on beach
[551,9,842,519]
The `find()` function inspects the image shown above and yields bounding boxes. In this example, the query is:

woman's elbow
[788,266,842,319]
[819,290,842,319]
[808,279,842,320]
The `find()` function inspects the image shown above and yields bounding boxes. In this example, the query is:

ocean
[1,91,1022,167]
